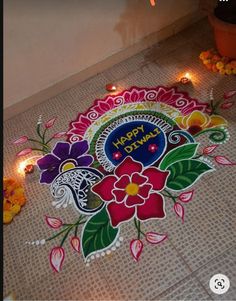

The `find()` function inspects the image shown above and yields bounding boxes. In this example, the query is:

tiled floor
[3,18,236,300]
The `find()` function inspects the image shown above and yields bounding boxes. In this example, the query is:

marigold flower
[3,211,14,224]
[3,178,26,224]
[216,61,224,70]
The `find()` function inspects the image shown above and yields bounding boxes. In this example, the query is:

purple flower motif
[37,141,93,184]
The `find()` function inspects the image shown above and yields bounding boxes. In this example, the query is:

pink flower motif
[174,203,184,223]
[94,97,115,115]
[220,102,234,109]
[16,148,32,157]
[146,232,167,244]
[178,190,194,203]
[214,156,236,166]
[53,131,67,138]
[112,151,122,160]
[203,145,218,155]
[123,90,145,103]
[49,247,65,272]
[156,88,184,106]
[68,115,92,137]
[13,136,28,144]
[223,90,236,100]
[148,144,158,153]
[130,239,143,262]
[45,216,63,229]
[70,236,80,253]
[92,156,169,227]
[45,117,57,129]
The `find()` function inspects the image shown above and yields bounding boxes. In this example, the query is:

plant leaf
[81,207,119,259]
[167,159,212,190]
[159,143,199,170]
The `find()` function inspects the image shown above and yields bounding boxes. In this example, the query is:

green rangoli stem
[162,189,176,203]
[46,217,86,242]
[134,218,145,239]
[60,226,73,247]
[28,138,50,149]
[36,124,43,140]
[75,225,79,237]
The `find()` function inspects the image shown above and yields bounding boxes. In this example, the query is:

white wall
[4,0,199,109]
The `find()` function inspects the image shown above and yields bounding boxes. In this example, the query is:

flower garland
[3,178,26,224]
[199,49,236,75]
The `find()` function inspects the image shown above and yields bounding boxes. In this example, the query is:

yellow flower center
[62,162,76,172]
[125,183,139,196]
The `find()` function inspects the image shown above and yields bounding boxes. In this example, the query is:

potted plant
[200,0,236,59]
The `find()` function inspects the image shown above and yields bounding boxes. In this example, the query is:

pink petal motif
[68,116,92,136]
[49,247,65,273]
[223,90,236,99]
[203,145,218,155]
[115,156,143,178]
[107,201,135,227]
[45,117,57,128]
[114,175,130,189]
[123,90,145,103]
[146,232,167,244]
[70,236,80,253]
[112,189,126,203]
[45,216,63,229]
[16,148,32,157]
[142,168,169,191]
[159,90,174,102]
[13,136,28,144]
[137,193,165,221]
[178,190,194,203]
[138,184,152,199]
[130,239,143,262]
[174,203,184,223]
[214,156,236,166]
[220,102,234,109]
[126,194,145,207]
[92,175,117,201]
[53,131,67,138]
[131,173,148,185]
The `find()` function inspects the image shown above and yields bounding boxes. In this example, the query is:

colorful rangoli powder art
[14,86,236,272]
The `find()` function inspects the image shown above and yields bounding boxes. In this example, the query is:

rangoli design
[14,86,236,272]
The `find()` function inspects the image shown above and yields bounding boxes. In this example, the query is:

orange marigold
[3,177,26,224]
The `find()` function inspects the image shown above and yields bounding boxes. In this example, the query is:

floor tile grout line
[150,243,235,301]
[149,273,210,301]
[192,245,236,301]
[161,237,236,300]
[95,261,117,300]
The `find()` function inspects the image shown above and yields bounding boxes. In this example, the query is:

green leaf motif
[159,143,199,170]
[167,159,212,190]
[82,207,119,259]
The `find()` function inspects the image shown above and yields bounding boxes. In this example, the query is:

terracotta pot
[209,13,236,59]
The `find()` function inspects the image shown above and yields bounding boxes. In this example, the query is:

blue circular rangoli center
[104,121,167,166]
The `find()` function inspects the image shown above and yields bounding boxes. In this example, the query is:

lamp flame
[184,73,191,79]
[17,155,42,174]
